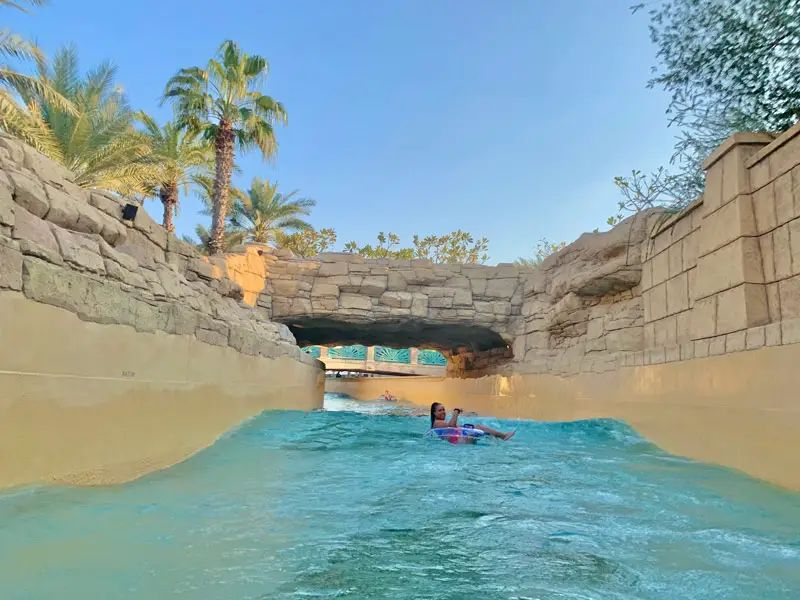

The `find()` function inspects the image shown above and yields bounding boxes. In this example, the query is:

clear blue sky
[7,0,678,264]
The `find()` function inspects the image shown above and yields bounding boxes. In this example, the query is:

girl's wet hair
[430,402,442,428]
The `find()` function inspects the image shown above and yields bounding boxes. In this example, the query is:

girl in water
[429,402,516,440]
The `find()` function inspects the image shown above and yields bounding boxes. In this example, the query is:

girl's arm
[448,409,461,427]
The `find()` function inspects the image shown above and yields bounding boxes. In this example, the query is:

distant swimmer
[430,402,516,440]
[380,390,397,401]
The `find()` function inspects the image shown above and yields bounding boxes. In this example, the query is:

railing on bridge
[417,349,448,366]
[302,345,447,371]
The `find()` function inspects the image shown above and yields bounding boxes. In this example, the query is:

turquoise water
[1,394,799,600]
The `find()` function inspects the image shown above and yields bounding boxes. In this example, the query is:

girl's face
[434,404,447,421]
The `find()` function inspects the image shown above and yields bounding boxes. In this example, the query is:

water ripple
[0,394,798,599]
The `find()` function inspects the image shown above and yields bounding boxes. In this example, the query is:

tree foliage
[344,230,489,264]
[10,45,159,195]
[515,238,566,268]
[276,227,338,258]
[617,0,800,213]
[136,112,212,231]
[229,177,314,244]
[163,40,287,255]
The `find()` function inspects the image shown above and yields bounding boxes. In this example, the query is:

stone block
[318,261,349,277]
[0,181,13,227]
[769,132,800,179]
[654,315,677,347]
[691,295,717,340]
[722,142,763,205]
[676,310,692,344]
[470,278,487,297]
[20,143,74,186]
[680,342,695,360]
[651,250,669,286]
[88,191,123,218]
[668,244,683,278]
[0,238,22,290]
[749,156,770,192]
[652,229,672,257]
[359,275,387,296]
[379,291,412,308]
[311,282,339,297]
[646,347,666,365]
[698,194,757,257]
[665,345,680,363]
[640,260,652,291]
[682,232,698,271]
[694,339,710,358]
[790,218,800,276]
[766,282,781,322]
[44,184,80,230]
[649,282,667,321]
[695,237,764,300]
[666,272,689,315]
[9,171,49,218]
[716,283,769,335]
[485,278,517,298]
[774,170,795,226]
[778,274,800,319]
[51,226,105,274]
[157,267,184,299]
[781,318,800,345]
[22,257,88,313]
[12,206,59,255]
[687,267,697,307]
[753,182,777,234]
[746,326,766,350]
[726,330,746,352]
[765,322,782,346]
[759,232,776,282]
[452,288,472,306]
[709,335,726,356]
[773,224,792,280]
[411,293,428,317]
[704,161,723,212]
[312,297,338,312]
[387,271,407,291]
[338,293,371,310]
[429,296,453,309]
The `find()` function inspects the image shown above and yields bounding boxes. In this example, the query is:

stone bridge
[245,252,531,353]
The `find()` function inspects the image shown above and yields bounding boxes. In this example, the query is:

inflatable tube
[425,427,486,445]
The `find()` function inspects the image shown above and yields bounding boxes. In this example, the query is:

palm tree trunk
[209,119,235,255]
[159,184,178,233]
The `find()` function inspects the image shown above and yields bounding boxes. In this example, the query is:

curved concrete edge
[327,344,800,491]
[0,293,324,490]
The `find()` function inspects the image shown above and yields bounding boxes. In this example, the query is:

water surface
[1,393,798,599]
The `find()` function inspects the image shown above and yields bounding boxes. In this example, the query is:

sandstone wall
[329,124,800,490]
[0,135,323,489]
[261,252,530,351]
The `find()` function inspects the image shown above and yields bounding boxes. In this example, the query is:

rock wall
[0,134,316,365]
[0,135,322,490]
[261,252,529,352]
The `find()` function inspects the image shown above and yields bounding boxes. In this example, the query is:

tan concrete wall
[0,292,324,489]
[327,340,800,490]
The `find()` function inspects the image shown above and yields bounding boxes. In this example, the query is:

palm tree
[190,173,247,253]
[162,40,287,255]
[0,1,75,156]
[9,45,159,194]
[136,112,212,232]
[187,223,246,255]
[230,177,314,244]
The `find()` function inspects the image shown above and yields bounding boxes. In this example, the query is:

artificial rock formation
[262,252,530,352]
[0,134,317,368]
